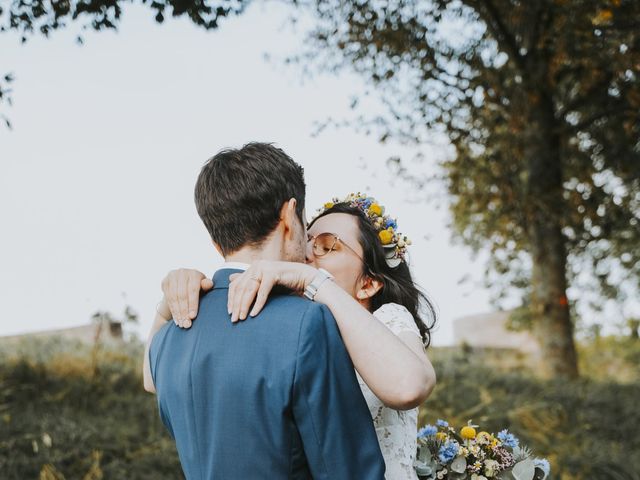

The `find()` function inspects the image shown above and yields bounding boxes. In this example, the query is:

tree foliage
[293,0,640,377]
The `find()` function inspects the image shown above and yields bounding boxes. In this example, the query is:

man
[143,143,385,479]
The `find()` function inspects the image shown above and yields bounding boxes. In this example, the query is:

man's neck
[224,241,283,265]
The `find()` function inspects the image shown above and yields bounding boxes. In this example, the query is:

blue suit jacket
[150,268,385,479]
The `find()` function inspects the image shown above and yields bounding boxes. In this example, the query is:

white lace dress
[356,302,422,480]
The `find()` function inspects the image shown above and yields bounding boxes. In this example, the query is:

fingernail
[190,310,196,318]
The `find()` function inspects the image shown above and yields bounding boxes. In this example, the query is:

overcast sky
[0,2,494,345]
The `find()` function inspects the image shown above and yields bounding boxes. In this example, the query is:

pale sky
[0,2,494,345]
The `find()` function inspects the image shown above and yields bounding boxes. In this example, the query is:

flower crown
[315,192,411,267]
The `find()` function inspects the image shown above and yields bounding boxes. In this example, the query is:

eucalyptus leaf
[415,462,435,476]
[512,459,536,480]
[498,470,515,480]
[418,446,433,463]
[451,455,467,473]
[450,472,468,480]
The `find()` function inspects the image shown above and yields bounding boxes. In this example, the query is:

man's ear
[280,198,299,240]
[356,276,384,300]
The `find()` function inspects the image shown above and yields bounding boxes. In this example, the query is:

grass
[1,335,638,479]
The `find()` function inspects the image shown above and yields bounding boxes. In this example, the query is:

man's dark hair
[194,142,306,255]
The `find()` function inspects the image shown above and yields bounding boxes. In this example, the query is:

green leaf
[417,446,433,463]
[451,455,467,473]
[512,458,536,480]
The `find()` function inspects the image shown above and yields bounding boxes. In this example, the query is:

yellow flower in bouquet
[461,425,477,439]
[476,431,492,445]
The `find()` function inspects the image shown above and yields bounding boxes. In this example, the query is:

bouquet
[414,420,550,480]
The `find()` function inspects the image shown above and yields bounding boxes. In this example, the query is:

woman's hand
[161,268,213,328]
[227,261,317,323]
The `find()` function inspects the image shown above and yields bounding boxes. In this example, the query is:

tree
[3,0,638,378]
[294,0,640,378]
[0,0,249,127]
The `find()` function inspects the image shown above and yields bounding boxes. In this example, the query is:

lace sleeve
[373,302,421,339]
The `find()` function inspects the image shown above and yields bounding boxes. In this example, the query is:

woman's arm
[312,279,436,410]
[142,298,171,393]
[143,269,214,393]
[227,261,436,410]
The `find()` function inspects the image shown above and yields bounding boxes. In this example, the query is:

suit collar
[211,267,245,290]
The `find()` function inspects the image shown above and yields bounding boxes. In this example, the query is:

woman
[155,193,437,479]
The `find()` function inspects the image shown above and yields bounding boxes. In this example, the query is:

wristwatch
[303,268,334,301]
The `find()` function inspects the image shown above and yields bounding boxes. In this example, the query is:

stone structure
[0,317,124,346]
[453,310,541,355]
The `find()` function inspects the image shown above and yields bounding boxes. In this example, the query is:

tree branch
[467,0,525,73]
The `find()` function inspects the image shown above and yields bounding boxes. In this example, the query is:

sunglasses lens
[313,233,337,256]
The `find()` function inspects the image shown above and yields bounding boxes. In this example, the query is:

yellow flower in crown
[324,202,334,209]
[379,229,394,245]
[436,432,448,442]
[369,203,382,216]
[461,426,477,440]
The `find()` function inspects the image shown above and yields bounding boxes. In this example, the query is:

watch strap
[304,268,334,301]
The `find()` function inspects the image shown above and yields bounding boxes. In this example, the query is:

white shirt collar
[215,261,250,272]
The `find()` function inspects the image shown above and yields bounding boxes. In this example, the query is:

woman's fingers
[179,273,192,329]
[201,277,214,291]
[228,269,257,318]
[163,274,180,326]
[250,277,276,317]
[160,269,209,328]
[187,273,204,320]
[237,277,262,321]
[176,271,191,327]
[232,278,260,323]
[227,276,237,315]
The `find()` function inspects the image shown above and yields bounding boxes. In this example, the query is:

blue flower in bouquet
[438,440,459,463]
[497,429,520,448]
[436,419,449,427]
[417,425,438,438]
[534,458,550,476]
